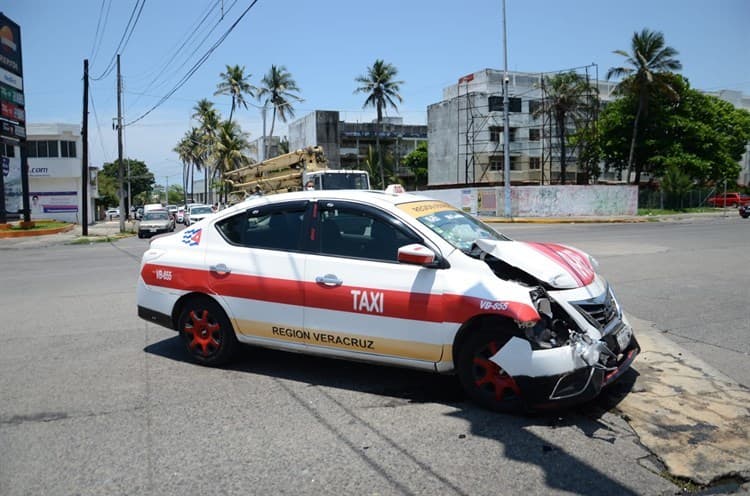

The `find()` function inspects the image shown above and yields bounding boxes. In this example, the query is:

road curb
[0,223,75,238]
[621,316,750,486]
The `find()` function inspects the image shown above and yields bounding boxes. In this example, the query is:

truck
[224,146,370,200]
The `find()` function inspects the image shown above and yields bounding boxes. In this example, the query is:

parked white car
[136,191,638,412]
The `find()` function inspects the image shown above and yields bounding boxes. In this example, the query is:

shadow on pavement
[145,336,647,495]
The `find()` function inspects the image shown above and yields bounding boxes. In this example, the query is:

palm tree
[174,127,205,205]
[214,64,256,124]
[354,59,403,188]
[192,99,221,201]
[257,65,303,157]
[213,120,250,203]
[607,28,682,184]
[534,72,597,184]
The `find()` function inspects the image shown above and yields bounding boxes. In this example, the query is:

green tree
[213,120,251,203]
[214,64,256,124]
[98,159,155,210]
[402,142,428,189]
[534,72,598,184]
[174,127,206,205]
[354,59,404,188]
[257,65,303,148]
[598,74,750,185]
[607,28,682,184]
[167,184,185,205]
[192,99,221,200]
[660,164,693,210]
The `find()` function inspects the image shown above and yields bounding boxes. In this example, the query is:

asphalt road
[495,214,750,389]
[0,216,747,495]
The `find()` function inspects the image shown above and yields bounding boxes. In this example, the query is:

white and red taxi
[137,190,638,412]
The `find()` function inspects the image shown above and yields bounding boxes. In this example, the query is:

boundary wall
[420,185,638,217]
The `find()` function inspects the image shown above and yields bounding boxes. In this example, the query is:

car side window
[216,202,307,251]
[317,203,419,262]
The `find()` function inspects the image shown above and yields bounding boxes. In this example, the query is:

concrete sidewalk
[0,220,134,250]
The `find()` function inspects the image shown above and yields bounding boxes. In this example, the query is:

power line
[91,0,147,81]
[88,0,112,66]
[88,89,111,164]
[126,0,260,127]
[128,0,237,108]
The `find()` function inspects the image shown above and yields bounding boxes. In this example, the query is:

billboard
[0,13,24,145]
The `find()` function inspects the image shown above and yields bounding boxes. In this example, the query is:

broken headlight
[525,287,575,349]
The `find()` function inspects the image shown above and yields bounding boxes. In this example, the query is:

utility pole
[502,0,511,218]
[116,54,125,232]
[81,59,89,236]
[261,104,267,161]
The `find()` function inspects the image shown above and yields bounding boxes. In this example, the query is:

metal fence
[638,188,717,210]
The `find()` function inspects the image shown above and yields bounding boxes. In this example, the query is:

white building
[4,123,98,223]
[427,68,617,187]
[428,68,750,188]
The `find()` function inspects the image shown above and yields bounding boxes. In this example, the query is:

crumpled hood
[474,238,596,289]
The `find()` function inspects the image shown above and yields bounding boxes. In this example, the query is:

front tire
[177,296,238,366]
[457,329,523,413]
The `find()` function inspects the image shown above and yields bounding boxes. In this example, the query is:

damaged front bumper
[489,321,640,408]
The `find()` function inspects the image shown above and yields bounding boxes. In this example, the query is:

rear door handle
[315,274,343,287]
[210,263,231,275]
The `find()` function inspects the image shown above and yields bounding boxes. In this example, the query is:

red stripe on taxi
[524,242,595,287]
[141,263,540,324]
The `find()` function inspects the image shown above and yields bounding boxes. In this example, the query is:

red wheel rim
[472,341,521,402]
[183,309,221,357]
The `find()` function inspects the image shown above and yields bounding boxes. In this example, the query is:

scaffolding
[455,65,600,186]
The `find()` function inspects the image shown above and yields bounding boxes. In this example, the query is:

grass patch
[638,207,716,216]
[10,220,69,231]
[70,232,135,244]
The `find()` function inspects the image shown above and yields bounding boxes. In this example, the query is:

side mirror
[397,244,436,266]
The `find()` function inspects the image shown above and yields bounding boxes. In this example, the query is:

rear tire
[457,329,524,413]
[177,296,238,366]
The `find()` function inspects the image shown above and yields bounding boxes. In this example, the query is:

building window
[529,157,541,170]
[60,140,77,158]
[528,100,542,116]
[488,96,503,112]
[488,96,522,113]
[490,155,520,170]
[490,127,517,142]
[529,128,540,141]
[26,140,60,158]
[1,142,15,158]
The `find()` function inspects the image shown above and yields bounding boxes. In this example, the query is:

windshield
[398,200,508,251]
[191,206,212,215]
[320,172,369,190]
[144,212,169,221]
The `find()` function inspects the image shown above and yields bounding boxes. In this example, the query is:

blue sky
[3,0,749,184]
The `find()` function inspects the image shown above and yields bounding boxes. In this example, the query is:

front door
[303,200,446,364]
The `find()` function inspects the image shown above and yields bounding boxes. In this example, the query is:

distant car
[740,204,750,219]
[137,209,175,238]
[167,205,178,217]
[185,204,214,226]
[105,208,120,220]
[136,190,639,412]
[176,206,186,224]
[706,193,750,208]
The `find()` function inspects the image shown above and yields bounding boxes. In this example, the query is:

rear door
[206,201,310,346]
[303,200,447,364]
